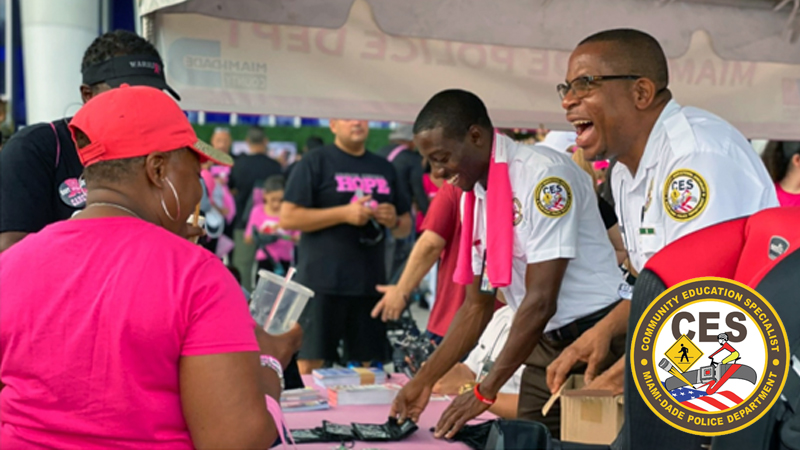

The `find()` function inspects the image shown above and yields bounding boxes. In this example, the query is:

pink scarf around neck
[453,132,513,288]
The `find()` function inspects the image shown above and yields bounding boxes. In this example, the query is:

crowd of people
[0,25,798,450]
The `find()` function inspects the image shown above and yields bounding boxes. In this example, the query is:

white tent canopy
[140,0,800,139]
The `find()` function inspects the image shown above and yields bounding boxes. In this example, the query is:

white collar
[631,99,682,185]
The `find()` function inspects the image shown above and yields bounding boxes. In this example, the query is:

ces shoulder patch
[663,169,708,222]
[534,177,572,218]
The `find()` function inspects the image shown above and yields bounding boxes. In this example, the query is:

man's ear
[145,152,169,188]
[468,124,488,148]
[80,85,94,104]
[632,78,659,111]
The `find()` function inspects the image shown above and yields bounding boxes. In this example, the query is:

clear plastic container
[250,269,315,335]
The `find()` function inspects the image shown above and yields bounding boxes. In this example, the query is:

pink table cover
[281,375,495,449]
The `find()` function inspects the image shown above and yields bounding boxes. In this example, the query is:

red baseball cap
[69,84,233,167]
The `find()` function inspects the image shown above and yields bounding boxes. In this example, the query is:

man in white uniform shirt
[389,90,624,439]
[432,306,523,419]
[547,29,778,396]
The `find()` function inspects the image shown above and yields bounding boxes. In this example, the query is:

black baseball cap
[81,54,180,101]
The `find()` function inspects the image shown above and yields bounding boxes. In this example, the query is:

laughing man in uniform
[547,28,778,396]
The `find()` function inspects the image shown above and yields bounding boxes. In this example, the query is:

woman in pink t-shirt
[245,175,299,275]
[762,140,800,207]
[0,86,297,449]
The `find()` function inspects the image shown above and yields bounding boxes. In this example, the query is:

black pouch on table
[289,427,329,444]
[323,420,356,441]
[443,420,495,449]
[351,417,418,441]
[447,419,605,450]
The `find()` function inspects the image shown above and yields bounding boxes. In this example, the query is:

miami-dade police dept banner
[153,0,800,140]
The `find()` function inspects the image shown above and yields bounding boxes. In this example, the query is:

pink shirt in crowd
[201,166,237,223]
[775,182,800,207]
[416,174,441,233]
[244,207,298,262]
[0,217,258,449]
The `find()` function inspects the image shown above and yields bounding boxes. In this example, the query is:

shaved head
[578,29,669,89]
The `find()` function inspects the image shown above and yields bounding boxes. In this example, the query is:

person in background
[245,175,299,275]
[571,147,627,265]
[371,181,464,344]
[0,30,180,253]
[418,163,442,233]
[593,159,610,187]
[432,306,522,419]
[229,127,283,289]
[571,147,598,186]
[200,127,236,256]
[0,85,298,449]
[380,124,430,282]
[280,119,412,374]
[541,130,577,154]
[285,135,324,182]
[211,127,233,157]
[762,140,800,207]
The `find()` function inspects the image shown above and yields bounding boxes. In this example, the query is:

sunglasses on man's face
[557,74,642,100]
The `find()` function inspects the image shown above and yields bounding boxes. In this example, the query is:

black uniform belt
[543,300,621,343]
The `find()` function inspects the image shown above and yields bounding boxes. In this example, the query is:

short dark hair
[81,30,161,72]
[247,126,267,144]
[578,29,669,89]
[762,141,800,183]
[262,175,285,193]
[413,89,493,141]
[74,128,147,184]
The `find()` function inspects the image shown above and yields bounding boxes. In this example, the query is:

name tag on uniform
[479,251,497,296]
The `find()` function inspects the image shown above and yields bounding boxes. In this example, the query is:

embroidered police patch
[663,169,708,221]
[534,177,572,218]
[513,197,523,226]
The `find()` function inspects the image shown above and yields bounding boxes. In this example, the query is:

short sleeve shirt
[468,136,621,331]
[420,182,464,337]
[0,119,86,234]
[0,217,257,449]
[612,100,779,274]
[284,145,411,296]
[463,306,523,394]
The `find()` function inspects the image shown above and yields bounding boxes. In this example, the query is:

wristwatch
[260,355,285,389]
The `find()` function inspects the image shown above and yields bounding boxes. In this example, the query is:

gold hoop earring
[160,178,181,221]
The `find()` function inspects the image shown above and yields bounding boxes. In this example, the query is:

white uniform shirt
[612,100,779,274]
[468,135,621,332]
[464,306,522,394]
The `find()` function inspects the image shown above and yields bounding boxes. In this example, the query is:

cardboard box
[542,375,624,445]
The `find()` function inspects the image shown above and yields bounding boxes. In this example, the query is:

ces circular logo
[630,277,789,436]
[534,177,572,218]
[663,169,708,221]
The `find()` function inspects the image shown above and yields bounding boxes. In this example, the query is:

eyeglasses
[557,75,642,100]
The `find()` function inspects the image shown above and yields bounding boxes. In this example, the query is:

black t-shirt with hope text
[0,118,86,235]
[284,144,410,296]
